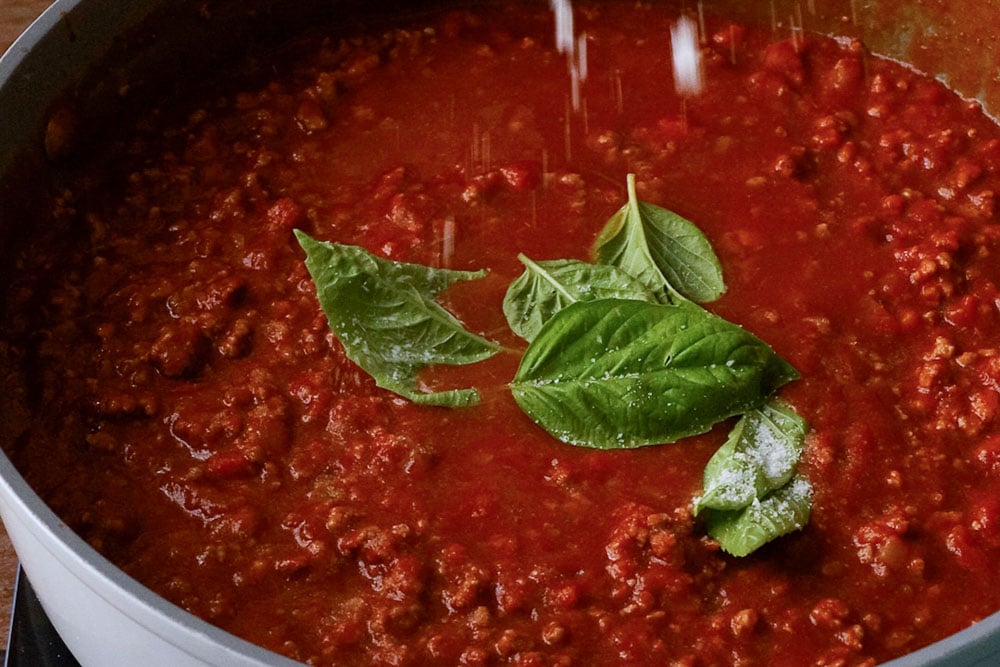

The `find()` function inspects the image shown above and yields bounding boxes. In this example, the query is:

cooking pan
[1,1,999,664]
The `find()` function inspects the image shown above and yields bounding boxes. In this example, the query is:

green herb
[593,173,726,303]
[695,400,808,513]
[510,299,799,448]
[705,475,813,557]
[696,399,812,556]
[295,175,812,557]
[503,254,656,341]
[295,230,499,407]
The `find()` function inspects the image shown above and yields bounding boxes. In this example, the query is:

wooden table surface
[0,0,60,649]
[0,0,51,52]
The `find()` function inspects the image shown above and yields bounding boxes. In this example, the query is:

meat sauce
[4,2,1000,665]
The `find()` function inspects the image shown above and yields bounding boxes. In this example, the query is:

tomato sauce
[4,2,1000,665]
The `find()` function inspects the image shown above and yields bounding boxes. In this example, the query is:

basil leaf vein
[510,299,799,448]
[503,254,657,341]
[295,230,499,407]
[593,173,725,303]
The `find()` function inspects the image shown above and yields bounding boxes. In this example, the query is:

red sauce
[4,3,1000,665]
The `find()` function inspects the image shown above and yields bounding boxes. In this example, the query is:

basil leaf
[593,173,725,303]
[295,231,499,407]
[510,299,799,448]
[503,254,657,341]
[706,475,813,557]
[695,400,808,514]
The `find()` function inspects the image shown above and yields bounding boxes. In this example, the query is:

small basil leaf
[510,299,799,448]
[593,173,725,303]
[503,254,657,341]
[706,475,813,557]
[695,400,808,514]
[295,231,499,407]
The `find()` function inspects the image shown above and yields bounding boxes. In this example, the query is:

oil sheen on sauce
[4,2,1000,665]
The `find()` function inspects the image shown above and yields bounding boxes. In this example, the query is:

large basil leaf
[503,254,656,341]
[695,400,808,513]
[593,173,725,303]
[295,231,499,407]
[706,475,813,556]
[510,298,799,448]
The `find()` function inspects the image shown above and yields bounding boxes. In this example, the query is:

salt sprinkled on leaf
[696,401,807,514]
[707,474,814,557]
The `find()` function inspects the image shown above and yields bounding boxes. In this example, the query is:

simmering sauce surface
[4,3,1000,665]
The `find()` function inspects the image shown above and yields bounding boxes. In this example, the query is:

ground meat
[4,2,1000,665]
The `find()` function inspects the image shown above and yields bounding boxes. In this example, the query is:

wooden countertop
[0,0,59,649]
[0,0,52,53]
